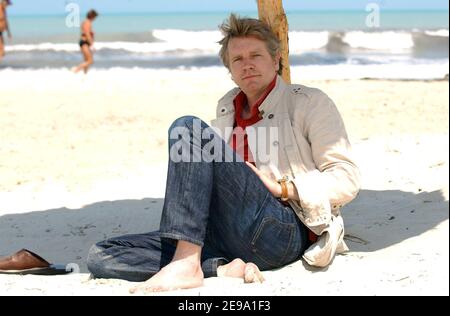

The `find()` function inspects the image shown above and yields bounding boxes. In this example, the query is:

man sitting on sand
[87,14,360,293]
[0,0,12,60]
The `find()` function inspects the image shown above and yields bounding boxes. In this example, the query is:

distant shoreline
[8,9,450,18]
[8,11,449,34]
[360,74,449,82]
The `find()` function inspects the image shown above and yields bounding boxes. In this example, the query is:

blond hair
[218,13,282,75]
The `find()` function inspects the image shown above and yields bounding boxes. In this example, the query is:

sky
[7,0,449,16]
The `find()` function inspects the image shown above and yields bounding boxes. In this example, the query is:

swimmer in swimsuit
[73,9,99,74]
[0,0,12,60]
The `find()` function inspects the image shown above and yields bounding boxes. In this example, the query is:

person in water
[0,0,12,60]
[73,9,98,74]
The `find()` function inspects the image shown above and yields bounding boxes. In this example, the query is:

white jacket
[210,76,361,267]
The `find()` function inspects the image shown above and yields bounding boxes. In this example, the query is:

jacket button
[273,141,279,146]
[268,114,274,119]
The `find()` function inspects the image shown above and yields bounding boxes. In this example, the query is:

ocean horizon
[9,10,450,35]
[2,10,449,79]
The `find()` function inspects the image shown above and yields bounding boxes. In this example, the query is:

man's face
[228,36,280,100]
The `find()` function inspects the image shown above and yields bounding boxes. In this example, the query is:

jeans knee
[168,115,203,134]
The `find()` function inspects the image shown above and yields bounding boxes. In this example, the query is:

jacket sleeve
[291,91,361,224]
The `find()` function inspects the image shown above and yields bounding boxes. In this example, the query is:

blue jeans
[87,116,309,282]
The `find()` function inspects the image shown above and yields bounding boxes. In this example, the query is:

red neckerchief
[232,76,277,163]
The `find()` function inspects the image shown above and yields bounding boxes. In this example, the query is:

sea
[2,10,449,79]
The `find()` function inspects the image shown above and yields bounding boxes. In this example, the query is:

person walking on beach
[72,9,98,74]
[0,0,12,60]
[87,14,360,293]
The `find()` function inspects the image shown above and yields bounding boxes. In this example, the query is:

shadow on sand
[1,189,448,272]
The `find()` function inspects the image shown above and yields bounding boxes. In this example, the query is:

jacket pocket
[284,145,306,175]
[279,112,305,175]
[250,216,296,268]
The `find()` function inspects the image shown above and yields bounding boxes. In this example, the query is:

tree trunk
[257,0,291,83]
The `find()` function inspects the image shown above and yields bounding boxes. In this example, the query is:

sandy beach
[0,67,448,295]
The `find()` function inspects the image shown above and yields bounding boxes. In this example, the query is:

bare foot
[244,262,265,283]
[129,258,204,294]
[217,259,265,283]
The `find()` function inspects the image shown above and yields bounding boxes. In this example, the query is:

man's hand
[245,161,281,198]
